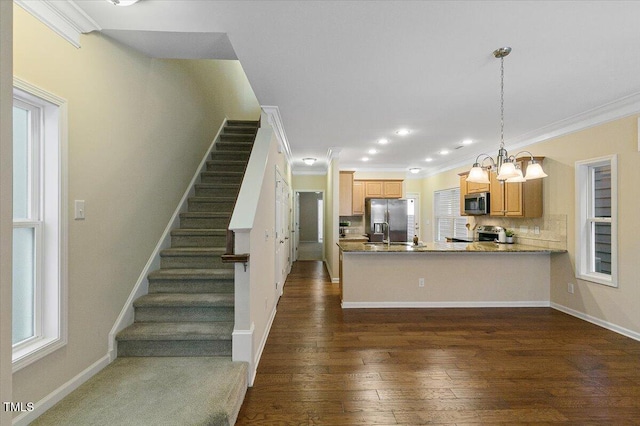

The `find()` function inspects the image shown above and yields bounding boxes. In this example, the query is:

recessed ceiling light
[302,157,317,165]
[462,139,473,145]
[395,129,411,136]
[106,0,140,5]
[425,157,433,162]
[368,149,377,155]
[409,168,421,174]
[362,157,370,162]
[439,150,449,155]
[377,138,389,145]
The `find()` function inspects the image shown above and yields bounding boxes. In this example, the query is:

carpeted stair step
[180,212,230,229]
[227,119,260,128]
[171,228,228,247]
[160,247,231,269]
[194,182,240,197]
[116,322,233,357]
[29,357,248,426]
[187,196,236,213]
[223,125,258,135]
[215,141,253,152]
[219,133,256,143]
[200,170,244,184]
[133,293,234,323]
[206,159,247,172]
[210,150,250,162]
[148,269,234,294]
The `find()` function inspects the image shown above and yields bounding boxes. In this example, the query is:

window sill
[576,272,617,288]
[12,336,67,373]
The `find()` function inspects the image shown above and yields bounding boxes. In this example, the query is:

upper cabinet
[352,181,364,215]
[340,175,404,216]
[489,157,544,218]
[339,171,355,216]
[459,157,544,218]
[363,180,403,198]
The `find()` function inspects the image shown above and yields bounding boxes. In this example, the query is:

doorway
[296,191,324,261]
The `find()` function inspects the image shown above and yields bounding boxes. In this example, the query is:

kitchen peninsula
[338,241,564,308]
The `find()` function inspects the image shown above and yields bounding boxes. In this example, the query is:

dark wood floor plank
[236,260,640,425]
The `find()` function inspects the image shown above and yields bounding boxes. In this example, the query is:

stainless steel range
[475,225,504,242]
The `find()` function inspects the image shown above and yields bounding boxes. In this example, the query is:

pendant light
[466,47,548,184]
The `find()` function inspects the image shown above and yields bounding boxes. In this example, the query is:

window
[12,79,67,371]
[434,188,467,242]
[575,155,617,287]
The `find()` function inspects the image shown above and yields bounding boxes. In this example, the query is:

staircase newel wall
[229,110,287,386]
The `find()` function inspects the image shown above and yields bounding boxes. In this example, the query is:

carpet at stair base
[31,357,248,426]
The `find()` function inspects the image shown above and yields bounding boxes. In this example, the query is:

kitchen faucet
[382,221,390,246]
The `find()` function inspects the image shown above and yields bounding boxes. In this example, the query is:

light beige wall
[324,159,339,280]
[249,132,288,358]
[12,6,260,405]
[534,116,639,334]
[180,60,260,121]
[415,115,640,335]
[0,2,13,422]
[292,174,326,192]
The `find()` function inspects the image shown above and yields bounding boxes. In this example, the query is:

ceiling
[73,0,640,175]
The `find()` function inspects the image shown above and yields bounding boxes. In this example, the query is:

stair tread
[161,247,226,255]
[117,322,233,341]
[134,293,234,308]
[207,159,247,164]
[148,268,234,280]
[202,170,244,175]
[189,196,237,202]
[180,211,231,217]
[171,228,227,236]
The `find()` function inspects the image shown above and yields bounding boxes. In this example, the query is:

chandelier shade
[466,47,548,184]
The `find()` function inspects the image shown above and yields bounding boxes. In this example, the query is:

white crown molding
[291,169,326,176]
[261,105,292,164]
[14,0,101,48]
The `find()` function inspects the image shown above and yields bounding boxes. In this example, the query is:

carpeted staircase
[116,120,258,357]
[32,120,259,426]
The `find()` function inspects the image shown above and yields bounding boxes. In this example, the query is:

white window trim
[575,154,618,287]
[12,78,68,372]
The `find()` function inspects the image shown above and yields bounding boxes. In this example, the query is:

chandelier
[466,47,547,184]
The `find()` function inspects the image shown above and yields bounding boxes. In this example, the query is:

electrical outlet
[418,278,425,288]
[568,283,574,294]
[534,226,540,235]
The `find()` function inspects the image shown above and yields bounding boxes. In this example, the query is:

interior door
[406,192,420,241]
[275,168,290,297]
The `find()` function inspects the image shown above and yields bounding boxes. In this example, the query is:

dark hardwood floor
[236,261,640,425]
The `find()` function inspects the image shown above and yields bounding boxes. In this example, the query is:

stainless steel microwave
[464,192,489,215]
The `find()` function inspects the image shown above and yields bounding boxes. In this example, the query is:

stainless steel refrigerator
[365,199,408,242]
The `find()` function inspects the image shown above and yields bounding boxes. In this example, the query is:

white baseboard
[13,354,111,426]
[250,305,277,385]
[551,302,640,342]
[232,323,255,386]
[341,301,551,309]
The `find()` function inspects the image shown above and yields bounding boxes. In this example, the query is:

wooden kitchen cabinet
[362,180,403,199]
[490,157,544,218]
[339,171,355,216]
[352,181,364,215]
[459,172,491,216]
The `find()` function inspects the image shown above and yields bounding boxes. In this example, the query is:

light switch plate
[74,200,85,220]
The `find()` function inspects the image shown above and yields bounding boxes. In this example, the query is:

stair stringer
[107,118,229,361]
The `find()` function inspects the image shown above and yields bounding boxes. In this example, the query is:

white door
[294,192,300,261]
[275,168,290,297]
[406,192,421,242]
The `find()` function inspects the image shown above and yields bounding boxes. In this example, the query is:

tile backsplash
[469,214,567,250]
[339,216,365,236]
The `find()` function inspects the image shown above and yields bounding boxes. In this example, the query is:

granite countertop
[339,234,369,241]
[337,241,566,253]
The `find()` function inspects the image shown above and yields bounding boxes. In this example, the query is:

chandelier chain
[500,55,505,150]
